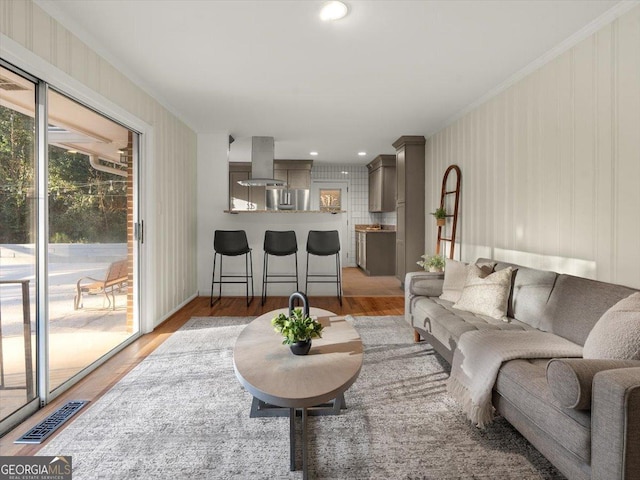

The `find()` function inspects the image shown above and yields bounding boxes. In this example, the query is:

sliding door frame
[35,76,49,407]
[0,43,153,433]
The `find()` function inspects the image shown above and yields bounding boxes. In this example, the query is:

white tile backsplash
[312,164,397,266]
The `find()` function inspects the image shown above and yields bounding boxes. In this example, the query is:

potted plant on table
[431,207,447,226]
[271,296,324,355]
[417,254,446,273]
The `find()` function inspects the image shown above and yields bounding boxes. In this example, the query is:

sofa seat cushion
[495,358,591,464]
[412,297,533,354]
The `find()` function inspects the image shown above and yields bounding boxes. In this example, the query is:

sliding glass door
[46,89,139,394]
[0,64,37,427]
[0,61,141,433]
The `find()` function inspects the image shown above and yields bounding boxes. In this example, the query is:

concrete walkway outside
[0,243,135,422]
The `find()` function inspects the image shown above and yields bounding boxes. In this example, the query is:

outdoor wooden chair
[74,259,128,310]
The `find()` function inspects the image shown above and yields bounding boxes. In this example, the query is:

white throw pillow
[439,259,469,302]
[440,259,495,303]
[453,266,514,320]
[583,292,640,360]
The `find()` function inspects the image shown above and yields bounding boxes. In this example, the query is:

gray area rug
[40,316,564,479]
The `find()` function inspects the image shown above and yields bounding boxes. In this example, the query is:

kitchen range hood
[236,136,286,187]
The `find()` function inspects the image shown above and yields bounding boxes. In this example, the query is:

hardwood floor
[342,267,403,296]
[0,293,403,455]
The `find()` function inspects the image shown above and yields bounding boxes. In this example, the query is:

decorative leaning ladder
[435,165,461,260]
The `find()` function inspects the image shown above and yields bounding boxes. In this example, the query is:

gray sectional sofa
[404,258,640,480]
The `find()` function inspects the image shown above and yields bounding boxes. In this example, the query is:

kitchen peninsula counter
[354,224,396,233]
[224,210,346,214]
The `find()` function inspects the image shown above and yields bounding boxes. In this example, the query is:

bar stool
[261,230,299,305]
[210,230,254,307]
[305,230,342,305]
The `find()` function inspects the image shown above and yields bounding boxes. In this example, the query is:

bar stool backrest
[307,230,340,256]
[214,230,250,256]
[264,230,298,256]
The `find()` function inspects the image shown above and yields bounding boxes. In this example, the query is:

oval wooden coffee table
[233,307,363,479]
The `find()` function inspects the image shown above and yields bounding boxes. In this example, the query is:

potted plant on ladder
[431,207,446,227]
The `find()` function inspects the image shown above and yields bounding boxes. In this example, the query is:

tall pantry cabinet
[393,136,426,285]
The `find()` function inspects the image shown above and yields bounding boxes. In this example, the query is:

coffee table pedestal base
[250,395,346,480]
[250,394,346,418]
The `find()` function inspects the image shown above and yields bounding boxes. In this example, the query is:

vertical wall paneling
[615,9,640,287]
[573,38,596,262]
[425,5,640,288]
[1,0,199,327]
[595,25,614,282]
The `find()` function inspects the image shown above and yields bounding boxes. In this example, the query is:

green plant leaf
[271,310,324,344]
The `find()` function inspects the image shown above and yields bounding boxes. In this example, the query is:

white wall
[1,0,198,329]
[196,133,229,294]
[425,5,640,289]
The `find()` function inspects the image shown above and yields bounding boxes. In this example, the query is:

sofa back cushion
[477,258,557,328]
[541,274,637,346]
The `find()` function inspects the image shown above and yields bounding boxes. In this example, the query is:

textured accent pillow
[439,259,495,303]
[453,266,514,320]
[583,292,640,360]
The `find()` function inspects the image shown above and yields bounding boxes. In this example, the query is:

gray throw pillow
[583,292,640,360]
[453,266,514,320]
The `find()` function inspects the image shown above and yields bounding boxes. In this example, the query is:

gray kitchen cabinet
[228,163,265,210]
[356,231,366,270]
[356,230,396,276]
[393,136,425,285]
[367,155,396,212]
[273,160,312,189]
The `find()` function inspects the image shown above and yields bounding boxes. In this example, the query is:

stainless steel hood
[236,136,286,187]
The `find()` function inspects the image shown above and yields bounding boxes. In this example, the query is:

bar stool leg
[218,255,223,304]
[262,253,268,306]
[335,252,342,306]
[211,253,222,307]
[294,253,299,292]
[249,250,254,305]
[304,252,310,296]
[245,251,254,307]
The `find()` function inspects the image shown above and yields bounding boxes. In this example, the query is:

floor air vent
[15,400,89,444]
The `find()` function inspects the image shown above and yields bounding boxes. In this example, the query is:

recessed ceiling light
[358,152,366,156]
[310,151,319,156]
[341,171,349,175]
[320,1,348,21]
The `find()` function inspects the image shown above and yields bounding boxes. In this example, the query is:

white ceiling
[37,0,624,164]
